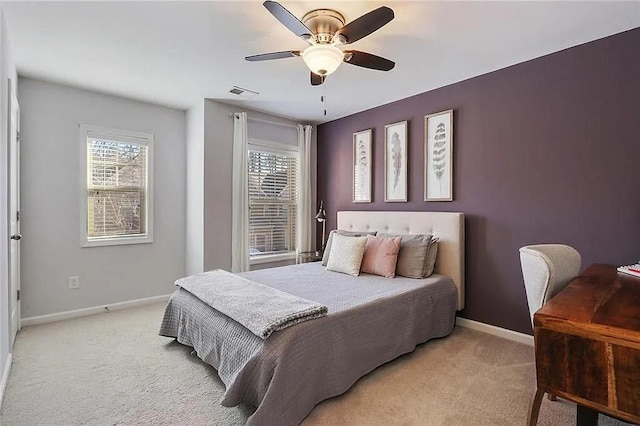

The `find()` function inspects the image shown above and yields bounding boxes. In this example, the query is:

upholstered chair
[519,244,582,426]
[520,244,582,325]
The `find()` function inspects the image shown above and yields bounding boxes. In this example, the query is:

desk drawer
[536,329,608,405]
[612,345,640,415]
[536,328,640,419]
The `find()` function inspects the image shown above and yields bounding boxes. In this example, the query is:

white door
[8,80,21,344]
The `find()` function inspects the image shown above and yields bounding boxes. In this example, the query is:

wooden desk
[533,264,640,425]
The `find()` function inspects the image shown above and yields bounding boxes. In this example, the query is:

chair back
[519,244,581,326]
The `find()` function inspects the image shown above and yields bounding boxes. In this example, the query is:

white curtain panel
[296,125,313,253]
[231,112,250,272]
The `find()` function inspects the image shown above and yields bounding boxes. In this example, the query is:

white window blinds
[81,125,153,247]
[248,148,298,257]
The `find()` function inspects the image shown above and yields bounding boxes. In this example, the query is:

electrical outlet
[68,276,80,290]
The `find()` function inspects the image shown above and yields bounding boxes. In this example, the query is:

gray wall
[19,78,186,318]
[202,100,235,271]
[317,28,640,335]
[202,100,317,271]
[185,101,204,276]
[0,8,17,388]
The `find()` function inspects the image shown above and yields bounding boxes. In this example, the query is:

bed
[160,211,465,425]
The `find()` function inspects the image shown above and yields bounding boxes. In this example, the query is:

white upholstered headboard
[337,211,465,310]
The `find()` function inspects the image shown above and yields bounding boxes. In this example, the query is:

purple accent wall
[316,28,640,335]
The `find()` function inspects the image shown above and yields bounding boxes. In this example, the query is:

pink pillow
[360,235,402,278]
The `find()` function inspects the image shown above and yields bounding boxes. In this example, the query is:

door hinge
[16,131,20,142]
[16,210,20,222]
[17,290,20,301]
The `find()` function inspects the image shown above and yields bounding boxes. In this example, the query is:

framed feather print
[425,110,453,201]
[384,121,408,202]
[353,129,372,203]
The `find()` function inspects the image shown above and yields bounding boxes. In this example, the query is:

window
[248,145,298,261]
[80,125,153,247]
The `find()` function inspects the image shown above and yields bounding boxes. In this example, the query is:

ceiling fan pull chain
[322,83,327,116]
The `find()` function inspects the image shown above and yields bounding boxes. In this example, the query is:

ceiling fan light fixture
[302,44,343,76]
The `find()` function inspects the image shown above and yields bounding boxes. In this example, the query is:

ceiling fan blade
[344,50,395,71]
[335,6,394,45]
[245,51,300,61]
[263,1,313,40]
[310,72,326,86]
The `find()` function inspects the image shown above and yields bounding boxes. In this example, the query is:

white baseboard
[0,353,12,407]
[21,294,172,327]
[456,317,534,346]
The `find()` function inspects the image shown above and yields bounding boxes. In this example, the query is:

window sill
[82,235,153,248]
[250,252,296,265]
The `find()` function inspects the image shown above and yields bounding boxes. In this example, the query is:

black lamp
[315,200,327,255]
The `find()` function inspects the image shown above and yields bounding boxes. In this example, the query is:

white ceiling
[3,1,639,124]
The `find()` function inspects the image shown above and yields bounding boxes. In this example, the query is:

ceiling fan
[246,1,395,86]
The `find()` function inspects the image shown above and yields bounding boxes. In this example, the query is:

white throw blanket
[176,269,328,339]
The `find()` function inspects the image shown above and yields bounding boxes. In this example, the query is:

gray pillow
[321,229,377,266]
[326,234,367,277]
[424,238,440,277]
[379,233,432,278]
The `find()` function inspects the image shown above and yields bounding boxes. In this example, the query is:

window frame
[247,138,299,265]
[79,124,154,247]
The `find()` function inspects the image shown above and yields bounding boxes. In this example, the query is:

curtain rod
[230,112,302,130]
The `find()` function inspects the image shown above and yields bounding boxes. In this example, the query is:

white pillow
[326,234,367,277]
[321,229,377,266]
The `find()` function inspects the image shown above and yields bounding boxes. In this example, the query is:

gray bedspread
[176,269,328,339]
[159,262,457,426]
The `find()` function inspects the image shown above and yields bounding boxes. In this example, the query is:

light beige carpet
[0,302,631,425]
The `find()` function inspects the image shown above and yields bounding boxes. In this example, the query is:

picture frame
[425,110,453,201]
[384,121,408,202]
[353,129,372,203]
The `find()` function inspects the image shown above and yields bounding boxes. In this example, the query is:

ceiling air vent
[229,86,259,99]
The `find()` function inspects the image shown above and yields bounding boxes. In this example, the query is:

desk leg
[576,405,598,426]
[528,389,544,426]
